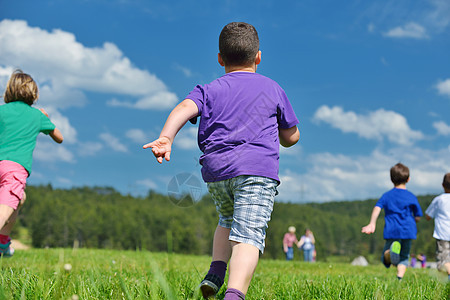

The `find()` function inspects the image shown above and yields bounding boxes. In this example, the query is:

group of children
[283,226,316,262]
[362,163,450,282]
[0,21,448,300]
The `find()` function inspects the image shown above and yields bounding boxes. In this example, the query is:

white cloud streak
[175,126,198,150]
[383,22,428,39]
[126,129,148,143]
[436,79,450,97]
[99,133,128,153]
[313,105,424,145]
[34,139,75,163]
[77,142,104,157]
[433,121,450,136]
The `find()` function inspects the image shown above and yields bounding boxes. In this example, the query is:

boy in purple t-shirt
[144,22,299,299]
[362,163,422,280]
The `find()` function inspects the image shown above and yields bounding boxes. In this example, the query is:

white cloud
[175,126,198,150]
[136,178,159,190]
[34,139,75,163]
[0,19,177,110]
[383,22,428,39]
[173,63,193,77]
[107,90,177,110]
[99,133,128,153]
[0,66,14,88]
[126,128,148,143]
[433,121,450,136]
[313,105,424,145]
[426,0,450,32]
[78,142,104,157]
[277,147,450,203]
[435,79,450,97]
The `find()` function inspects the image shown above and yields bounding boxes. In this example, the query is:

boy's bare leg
[444,262,450,276]
[212,225,232,262]
[227,241,260,295]
[397,264,407,278]
[0,192,25,235]
[0,204,14,232]
[0,209,18,235]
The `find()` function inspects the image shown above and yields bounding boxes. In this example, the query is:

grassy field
[0,248,448,299]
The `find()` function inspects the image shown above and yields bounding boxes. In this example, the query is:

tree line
[15,185,437,261]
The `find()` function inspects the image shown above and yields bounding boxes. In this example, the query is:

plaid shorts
[207,175,278,253]
[436,239,450,271]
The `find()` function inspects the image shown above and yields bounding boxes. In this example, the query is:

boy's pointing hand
[143,137,172,164]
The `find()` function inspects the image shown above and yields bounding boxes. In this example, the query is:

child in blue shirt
[362,163,422,280]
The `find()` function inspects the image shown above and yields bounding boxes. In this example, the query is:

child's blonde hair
[3,69,38,105]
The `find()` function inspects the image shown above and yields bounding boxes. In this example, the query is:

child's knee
[18,192,26,207]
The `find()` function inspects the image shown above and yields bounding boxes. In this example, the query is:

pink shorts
[0,160,28,210]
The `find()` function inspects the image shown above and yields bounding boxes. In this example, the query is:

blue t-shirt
[187,72,299,182]
[376,188,423,239]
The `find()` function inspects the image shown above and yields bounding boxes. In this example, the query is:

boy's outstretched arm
[49,129,64,144]
[361,206,381,234]
[143,99,198,163]
[279,126,300,148]
[39,108,64,143]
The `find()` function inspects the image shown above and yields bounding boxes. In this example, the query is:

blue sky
[1,0,449,202]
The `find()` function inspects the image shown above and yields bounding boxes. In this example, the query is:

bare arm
[279,125,300,148]
[39,109,63,143]
[310,233,315,244]
[49,128,64,143]
[425,214,432,221]
[143,99,198,163]
[361,206,382,234]
[415,216,421,222]
[283,241,288,253]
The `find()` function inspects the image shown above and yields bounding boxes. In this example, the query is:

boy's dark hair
[442,173,450,190]
[219,22,259,67]
[390,163,410,186]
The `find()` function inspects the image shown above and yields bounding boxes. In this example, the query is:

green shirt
[0,101,56,175]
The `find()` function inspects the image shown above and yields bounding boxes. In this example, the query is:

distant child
[143,22,299,299]
[0,70,63,256]
[283,226,298,261]
[425,173,450,281]
[410,253,417,268]
[297,228,315,262]
[417,253,427,268]
[362,163,422,280]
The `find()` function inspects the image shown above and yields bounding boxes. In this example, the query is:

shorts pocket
[10,175,26,200]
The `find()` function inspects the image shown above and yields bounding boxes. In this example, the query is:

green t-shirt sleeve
[39,112,56,135]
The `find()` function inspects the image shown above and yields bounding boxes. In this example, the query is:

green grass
[0,249,448,299]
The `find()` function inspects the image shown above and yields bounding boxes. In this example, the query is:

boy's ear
[218,53,225,66]
[255,50,262,65]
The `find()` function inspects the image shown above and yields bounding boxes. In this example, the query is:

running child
[144,22,300,299]
[362,163,422,280]
[0,70,63,256]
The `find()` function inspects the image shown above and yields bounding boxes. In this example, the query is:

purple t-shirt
[375,188,423,239]
[187,72,299,182]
